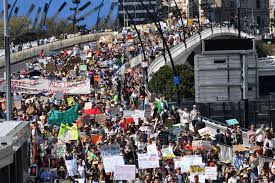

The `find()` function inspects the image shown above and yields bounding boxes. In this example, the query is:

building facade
[118,0,156,27]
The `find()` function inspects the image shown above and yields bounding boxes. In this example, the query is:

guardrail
[0,32,116,69]
[148,27,254,80]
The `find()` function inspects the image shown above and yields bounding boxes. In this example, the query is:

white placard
[114,165,136,181]
[138,153,159,169]
[205,166,217,180]
[102,156,125,173]
[65,159,78,177]
[181,155,203,173]
[146,143,158,154]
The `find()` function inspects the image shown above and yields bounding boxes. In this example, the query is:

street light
[43,0,54,32]
[138,0,181,105]
[3,0,12,120]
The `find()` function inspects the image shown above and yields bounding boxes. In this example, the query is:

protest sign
[100,143,120,157]
[95,114,107,123]
[79,65,88,71]
[84,102,92,110]
[114,165,135,181]
[49,104,79,125]
[123,110,135,118]
[190,164,205,173]
[55,144,66,158]
[91,135,102,144]
[13,100,22,110]
[181,155,203,173]
[65,159,78,176]
[27,106,34,114]
[198,127,211,136]
[46,63,56,72]
[192,140,211,150]
[102,155,125,173]
[55,91,64,100]
[205,166,217,180]
[79,114,90,124]
[110,107,120,117]
[161,147,175,160]
[146,143,158,154]
[226,119,239,126]
[135,110,145,119]
[58,123,78,142]
[67,97,75,106]
[138,153,159,169]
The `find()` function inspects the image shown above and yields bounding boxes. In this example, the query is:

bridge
[0,32,116,69]
[148,27,254,80]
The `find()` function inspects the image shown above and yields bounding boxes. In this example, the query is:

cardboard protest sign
[192,140,211,150]
[198,127,211,137]
[161,147,175,160]
[138,153,159,169]
[55,144,66,158]
[13,100,22,110]
[79,114,90,124]
[79,65,88,71]
[190,164,205,173]
[58,123,79,142]
[100,143,120,157]
[233,144,249,152]
[146,143,158,154]
[67,97,75,106]
[95,114,107,123]
[174,157,183,169]
[135,110,145,119]
[181,155,203,173]
[205,166,217,180]
[123,110,135,118]
[46,63,56,72]
[114,165,136,181]
[91,135,102,144]
[65,159,78,176]
[102,156,125,173]
[27,106,34,114]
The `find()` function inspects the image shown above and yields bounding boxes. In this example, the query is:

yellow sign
[190,165,205,173]
[188,19,193,26]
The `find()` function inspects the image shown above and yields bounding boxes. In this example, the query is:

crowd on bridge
[0,15,274,183]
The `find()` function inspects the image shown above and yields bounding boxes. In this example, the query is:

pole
[8,0,18,21]
[43,0,54,30]
[242,54,248,128]
[172,0,187,48]
[123,0,125,27]
[139,0,181,105]
[3,0,12,120]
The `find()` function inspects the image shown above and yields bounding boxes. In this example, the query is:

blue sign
[226,119,239,126]
[173,76,181,85]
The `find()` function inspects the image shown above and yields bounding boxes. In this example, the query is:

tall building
[118,0,157,27]
[270,0,275,33]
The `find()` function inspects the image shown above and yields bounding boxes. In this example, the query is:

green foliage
[148,65,194,100]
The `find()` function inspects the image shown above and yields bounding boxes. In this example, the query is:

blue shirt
[233,155,244,170]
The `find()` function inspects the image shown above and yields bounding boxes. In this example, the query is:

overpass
[148,27,254,80]
[0,32,116,69]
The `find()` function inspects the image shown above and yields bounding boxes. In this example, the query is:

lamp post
[138,0,181,105]
[3,0,12,120]
[43,0,54,31]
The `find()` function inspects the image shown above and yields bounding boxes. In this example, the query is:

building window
[214,60,226,64]
[256,0,260,9]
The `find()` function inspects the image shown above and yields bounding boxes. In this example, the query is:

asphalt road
[0,58,34,77]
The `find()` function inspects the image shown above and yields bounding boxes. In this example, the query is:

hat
[225,160,232,164]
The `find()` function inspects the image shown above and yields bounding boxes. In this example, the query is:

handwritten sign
[205,166,217,180]
[100,143,120,157]
[181,155,203,173]
[190,164,205,173]
[138,153,159,169]
[65,159,77,176]
[102,156,125,173]
[114,165,136,181]
[161,147,175,160]
[55,144,66,158]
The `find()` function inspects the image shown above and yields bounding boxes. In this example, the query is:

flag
[91,135,102,144]
[84,107,101,115]
[49,104,79,125]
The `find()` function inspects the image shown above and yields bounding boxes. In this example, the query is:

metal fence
[168,99,275,129]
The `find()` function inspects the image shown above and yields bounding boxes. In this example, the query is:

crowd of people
[0,16,274,183]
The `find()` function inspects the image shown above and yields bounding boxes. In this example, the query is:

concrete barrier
[0,32,116,68]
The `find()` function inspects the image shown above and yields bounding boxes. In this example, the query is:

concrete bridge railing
[148,27,254,80]
[0,32,116,68]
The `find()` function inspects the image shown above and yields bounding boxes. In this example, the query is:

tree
[148,64,194,101]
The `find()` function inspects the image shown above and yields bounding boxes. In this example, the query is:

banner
[58,123,78,141]
[49,104,79,125]
[114,165,136,181]
[102,156,125,173]
[65,159,78,176]
[100,143,120,157]
[138,153,159,169]
[205,166,217,180]
[0,79,90,95]
[55,144,66,158]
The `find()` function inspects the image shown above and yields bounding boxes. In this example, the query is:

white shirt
[255,129,264,142]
